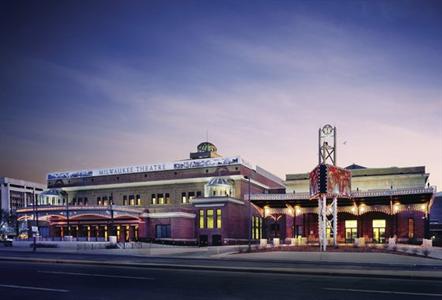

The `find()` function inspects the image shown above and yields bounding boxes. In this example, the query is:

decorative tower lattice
[310,124,351,251]
[318,124,336,165]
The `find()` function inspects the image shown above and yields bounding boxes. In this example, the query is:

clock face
[322,124,333,135]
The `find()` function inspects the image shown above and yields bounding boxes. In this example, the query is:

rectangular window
[151,194,156,205]
[158,194,164,205]
[188,192,195,201]
[129,195,135,206]
[372,219,386,243]
[252,217,256,239]
[216,209,222,229]
[408,219,414,239]
[196,191,202,197]
[372,219,386,228]
[345,220,357,228]
[155,224,171,238]
[408,218,415,239]
[165,193,170,205]
[345,220,358,243]
[84,197,88,206]
[72,197,77,205]
[252,216,261,240]
[199,209,205,229]
[259,217,262,239]
[207,209,214,229]
[326,225,331,239]
[182,192,187,204]
[123,195,127,206]
[136,194,141,206]
[103,196,108,206]
[97,197,101,206]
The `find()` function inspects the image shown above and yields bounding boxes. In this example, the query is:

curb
[0,256,441,281]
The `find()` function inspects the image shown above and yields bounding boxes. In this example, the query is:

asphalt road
[0,260,441,300]
[1,249,442,272]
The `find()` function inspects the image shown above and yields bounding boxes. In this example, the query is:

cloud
[0,8,441,188]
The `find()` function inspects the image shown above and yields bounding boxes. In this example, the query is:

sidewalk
[4,242,442,266]
[3,241,243,257]
[1,245,442,280]
[230,251,442,267]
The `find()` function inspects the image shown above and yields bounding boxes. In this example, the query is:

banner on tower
[309,164,351,198]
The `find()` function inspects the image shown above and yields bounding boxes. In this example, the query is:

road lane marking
[0,284,69,293]
[39,270,154,280]
[324,288,442,297]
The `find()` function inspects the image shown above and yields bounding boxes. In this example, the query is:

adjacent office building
[0,177,45,212]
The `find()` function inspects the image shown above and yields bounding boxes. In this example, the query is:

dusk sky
[0,1,441,188]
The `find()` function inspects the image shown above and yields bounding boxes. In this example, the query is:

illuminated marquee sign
[47,156,245,180]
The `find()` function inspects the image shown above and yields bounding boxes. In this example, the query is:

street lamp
[66,192,70,238]
[293,190,296,238]
[110,192,114,241]
[32,189,36,252]
[244,175,251,252]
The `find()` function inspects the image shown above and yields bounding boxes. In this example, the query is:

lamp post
[244,175,251,252]
[66,192,70,239]
[110,192,114,241]
[293,190,296,238]
[32,189,38,252]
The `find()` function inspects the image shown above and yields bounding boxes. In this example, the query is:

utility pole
[244,176,252,252]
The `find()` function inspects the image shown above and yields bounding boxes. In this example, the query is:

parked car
[0,236,13,247]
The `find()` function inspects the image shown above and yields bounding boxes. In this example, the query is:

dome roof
[345,163,367,170]
[207,177,233,186]
[197,142,217,153]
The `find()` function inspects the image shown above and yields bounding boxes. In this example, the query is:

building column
[1,183,10,211]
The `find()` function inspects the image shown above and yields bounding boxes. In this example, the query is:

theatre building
[250,164,436,244]
[16,140,438,246]
[16,142,284,245]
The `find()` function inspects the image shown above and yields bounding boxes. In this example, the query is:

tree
[0,209,17,236]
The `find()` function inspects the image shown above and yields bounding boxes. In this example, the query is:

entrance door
[270,223,280,239]
[372,219,386,243]
[212,235,222,246]
[199,235,208,246]
[345,220,357,243]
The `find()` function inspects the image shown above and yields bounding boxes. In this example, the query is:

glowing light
[295,206,301,215]
[421,204,426,210]
[287,207,294,215]
[264,206,270,217]
[394,202,400,212]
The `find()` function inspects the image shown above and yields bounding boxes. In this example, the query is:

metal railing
[248,186,435,201]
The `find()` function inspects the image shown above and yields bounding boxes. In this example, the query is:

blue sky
[1,0,441,187]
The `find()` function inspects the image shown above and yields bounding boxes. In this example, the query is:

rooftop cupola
[190,141,221,159]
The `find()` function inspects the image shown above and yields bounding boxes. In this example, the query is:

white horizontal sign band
[48,156,250,180]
